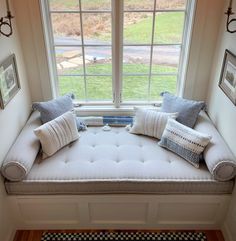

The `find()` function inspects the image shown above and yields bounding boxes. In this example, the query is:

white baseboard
[3,226,16,241]
[222,222,234,241]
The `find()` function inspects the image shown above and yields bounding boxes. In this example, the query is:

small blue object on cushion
[32,94,74,124]
[161,92,205,128]
[76,117,87,131]
[158,118,211,168]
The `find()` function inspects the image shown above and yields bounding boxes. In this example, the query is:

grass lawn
[58,64,177,101]
[123,12,184,44]
[50,1,182,101]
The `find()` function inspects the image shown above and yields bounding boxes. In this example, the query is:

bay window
[41,0,195,107]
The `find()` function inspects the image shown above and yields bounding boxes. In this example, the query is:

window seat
[3,112,235,195]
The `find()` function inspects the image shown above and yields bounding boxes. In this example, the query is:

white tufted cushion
[5,126,234,195]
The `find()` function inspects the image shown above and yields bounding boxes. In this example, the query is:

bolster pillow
[194,111,236,181]
[1,111,41,181]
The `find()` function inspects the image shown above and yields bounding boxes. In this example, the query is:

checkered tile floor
[41,231,207,241]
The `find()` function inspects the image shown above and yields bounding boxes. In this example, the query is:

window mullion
[78,0,88,101]
[147,0,157,101]
[112,0,123,107]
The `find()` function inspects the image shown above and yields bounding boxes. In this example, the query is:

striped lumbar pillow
[158,118,211,168]
[130,108,178,139]
[34,112,79,158]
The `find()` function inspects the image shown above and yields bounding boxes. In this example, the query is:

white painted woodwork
[8,194,230,231]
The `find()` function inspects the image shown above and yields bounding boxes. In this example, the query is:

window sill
[74,103,162,116]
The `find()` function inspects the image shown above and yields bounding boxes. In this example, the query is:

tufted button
[90,159,94,163]
[116,159,120,163]
[92,144,96,148]
[116,144,120,147]
[168,159,172,164]
[139,144,143,147]
[140,159,145,163]
[64,159,69,164]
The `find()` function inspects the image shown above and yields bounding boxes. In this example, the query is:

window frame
[40,0,196,108]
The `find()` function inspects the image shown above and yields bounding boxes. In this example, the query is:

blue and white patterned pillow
[158,119,211,168]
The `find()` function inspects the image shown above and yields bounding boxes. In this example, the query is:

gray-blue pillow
[161,92,205,128]
[32,94,74,123]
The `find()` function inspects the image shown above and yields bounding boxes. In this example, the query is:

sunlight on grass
[58,64,177,101]
[61,64,177,75]
[124,12,184,44]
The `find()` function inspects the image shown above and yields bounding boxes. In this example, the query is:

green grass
[123,12,184,44]
[59,63,177,75]
[58,64,177,101]
[49,1,184,44]
[51,1,182,101]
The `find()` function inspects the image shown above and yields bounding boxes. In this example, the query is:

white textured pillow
[34,112,79,158]
[130,109,178,139]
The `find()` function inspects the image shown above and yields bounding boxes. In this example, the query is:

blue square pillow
[32,94,74,123]
[32,94,87,131]
[161,92,205,128]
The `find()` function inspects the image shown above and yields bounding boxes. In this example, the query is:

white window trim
[40,0,196,111]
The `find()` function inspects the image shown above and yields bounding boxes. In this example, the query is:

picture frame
[219,49,236,105]
[0,54,20,109]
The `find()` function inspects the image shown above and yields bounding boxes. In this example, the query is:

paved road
[55,37,180,66]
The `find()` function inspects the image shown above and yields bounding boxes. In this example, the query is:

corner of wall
[12,0,53,102]
[183,0,224,101]
[205,1,236,241]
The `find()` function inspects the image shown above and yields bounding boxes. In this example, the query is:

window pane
[87,76,112,100]
[49,0,79,11]
[150,75,177,100]
[58,76,85,100]
[123,12,153,44]
[81,0,111,10]
[82,13,111,44]
[124,0,154,10]
[154,12,185,44]
[122,76,149,101]
[152,46,180,73]
[156,0,186,10]
[84,47,112,74]
[123,46,151,74]
[55,47,83,75]
[51,13,81,44]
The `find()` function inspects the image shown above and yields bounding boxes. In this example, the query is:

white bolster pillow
[194,111,236,181]
[1,111,41,181]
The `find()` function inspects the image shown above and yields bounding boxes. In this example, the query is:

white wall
[12,0,53,102]
[183,0,224,100]
[0,0,32,240]
[206,0,236,240]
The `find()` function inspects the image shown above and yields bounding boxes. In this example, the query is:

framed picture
[0,54,20,109]
[219,49,236,105]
